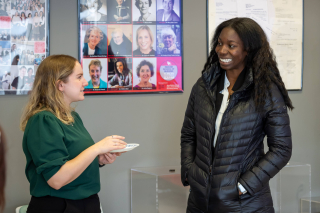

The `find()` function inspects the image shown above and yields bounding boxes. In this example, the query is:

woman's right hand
[94,135,126,155]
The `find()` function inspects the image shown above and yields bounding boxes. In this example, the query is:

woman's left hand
[99,152,122,165]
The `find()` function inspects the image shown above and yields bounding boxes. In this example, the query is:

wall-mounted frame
[0,0,50,95]
[78,0,183,95]
[207,0,304,91]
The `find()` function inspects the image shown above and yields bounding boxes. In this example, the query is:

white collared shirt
[213,72,230,147]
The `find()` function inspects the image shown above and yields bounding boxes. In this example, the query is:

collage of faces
[0,0,47,95]
[79,0,183,93]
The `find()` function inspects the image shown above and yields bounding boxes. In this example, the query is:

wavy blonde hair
[20,55,78,131]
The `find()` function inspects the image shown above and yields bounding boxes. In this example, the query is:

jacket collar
[202,62,253,94]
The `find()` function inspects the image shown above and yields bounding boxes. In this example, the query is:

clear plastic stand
[131,166,189,213]
[269,162,311,213]
[131,162,311,213]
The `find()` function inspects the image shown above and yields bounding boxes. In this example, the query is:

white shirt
[213,72,230,147]
[88,46,95,55]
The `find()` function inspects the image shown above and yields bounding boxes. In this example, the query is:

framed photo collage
[0,0,49,95]
[79,0,183,94]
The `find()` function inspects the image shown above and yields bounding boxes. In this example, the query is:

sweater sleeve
[26,113,69,181]
[239,84,292,195]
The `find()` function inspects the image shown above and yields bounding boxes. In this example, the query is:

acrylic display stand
[131,162,311,213]
[300,197,320,213]
[269,162,311,213]
[131,166,189,213]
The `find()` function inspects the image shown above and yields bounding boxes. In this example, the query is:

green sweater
[22,111,100,200]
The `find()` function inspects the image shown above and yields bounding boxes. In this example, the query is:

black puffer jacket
[181,64,292,213]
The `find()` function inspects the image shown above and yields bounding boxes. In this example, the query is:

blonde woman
[133,25,156,56]
[20,55,126,213]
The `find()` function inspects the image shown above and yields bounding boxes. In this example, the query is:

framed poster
[0,0,50,95]
[207,0,304,90]
[78,0,183,95]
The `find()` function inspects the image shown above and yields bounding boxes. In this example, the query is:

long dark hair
[205,17,293,110]
[114,58,130,76]
[0,125,6,213]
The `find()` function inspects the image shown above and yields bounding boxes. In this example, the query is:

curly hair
[135,0,152,8]
[85,0,103,10]
[136,60,154,77]
[204,17,293,110]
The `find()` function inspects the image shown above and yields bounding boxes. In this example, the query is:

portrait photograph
[0,65,11,94]
[79,0,108,23]
[132,57,156,90]
[107,0,131,24]
[0,29,10,41]
[107,24,132,57]
[11,3,46,42]
[132,25,156,57]
[107,57,132,90]
[83,58,108,90]
[11,41,38,65]
[81,24,108,58]
[0,1,10,16]
[156,0,180,22]
[156,24,181,56]
[132,0,156,23]
[0,41,10,65]
[9,65,35,95]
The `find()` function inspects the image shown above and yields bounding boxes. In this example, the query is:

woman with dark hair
[0,125,6,213]
[20,55,127,213]
[181,17,293,213]
[20,12,27,41]
[134,60,156,89]
[108,58,132,89]
[134,0,156,21]
[26,13,33,41]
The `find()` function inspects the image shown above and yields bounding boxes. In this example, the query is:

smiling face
[162,0,173,13]
[88,30,101,48]
[163,35,173,48]
[113,32,123,45]
[215,27,247,73]
[138,29,152,51]
[59,62,88,106]
[89,64,101,85]
[139,65,151,83]
[138,0,149,14]
[116,61,124,74]
[87,0,99,13]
